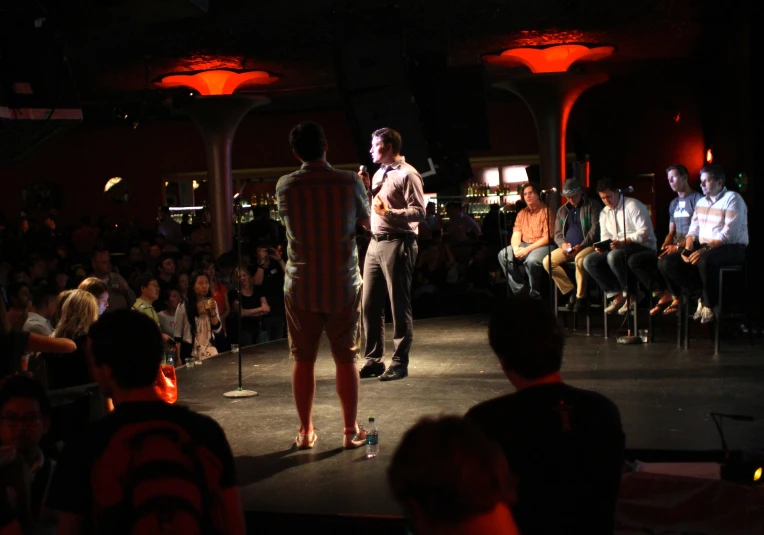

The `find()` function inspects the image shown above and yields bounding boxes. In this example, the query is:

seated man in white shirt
[659,164,748,323]
[22,287,56,337]
[583,178,657,314]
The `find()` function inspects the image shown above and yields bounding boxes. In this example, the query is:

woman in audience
[201,260,231,352]
[52,289,75,328]
[158,287,181,338]
[174,271,222,364]
[226,266,269,348]
[39,290,99,390]
[77,277,109,315]
[35,290,100,445]
[176,271,190,302]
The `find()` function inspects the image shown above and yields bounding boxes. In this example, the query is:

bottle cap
[369,417,375,422]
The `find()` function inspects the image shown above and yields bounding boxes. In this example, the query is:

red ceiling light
[706,148,713,164]
[155,69,278,95]
[483,44,614,73]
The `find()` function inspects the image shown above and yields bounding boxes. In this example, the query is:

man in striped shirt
[659,164,748,323]
[277,121,371,450]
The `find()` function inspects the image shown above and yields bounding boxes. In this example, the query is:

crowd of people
[0,117,751,534]
[0,201,288,533]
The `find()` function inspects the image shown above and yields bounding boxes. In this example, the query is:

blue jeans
[497,243,555,298]
[583,243,651,297]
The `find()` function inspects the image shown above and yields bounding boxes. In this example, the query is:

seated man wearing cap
[543,179,601,311]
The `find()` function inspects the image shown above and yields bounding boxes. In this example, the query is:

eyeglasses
[0,413,43,428]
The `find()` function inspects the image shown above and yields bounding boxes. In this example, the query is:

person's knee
[582,252,598,271]
[657,254,673,274]
[606,250,623,269]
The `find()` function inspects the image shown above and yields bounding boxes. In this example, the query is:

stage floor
[177,314,764,519]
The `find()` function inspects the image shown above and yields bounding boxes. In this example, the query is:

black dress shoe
[379,366,408,381]
[359,362,385,378]
[565,294,577,311]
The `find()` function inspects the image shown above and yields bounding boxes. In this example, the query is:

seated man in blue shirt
[543,178,601,311]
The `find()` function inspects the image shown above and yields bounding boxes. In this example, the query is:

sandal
[650,294,673,316]
[295,427,317,450]
[663,299,681,315]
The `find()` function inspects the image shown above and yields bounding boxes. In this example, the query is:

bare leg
[335,362,360,431]
[292,361,316,433]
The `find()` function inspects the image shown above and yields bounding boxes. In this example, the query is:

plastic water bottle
[366,417,379,459]
[164,349,175,368]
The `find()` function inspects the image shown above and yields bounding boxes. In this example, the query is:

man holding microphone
[358,128,425,381]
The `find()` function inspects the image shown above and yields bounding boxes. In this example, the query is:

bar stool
[601,284,653,341]
[553,263,590,334]
[679,264,750,354]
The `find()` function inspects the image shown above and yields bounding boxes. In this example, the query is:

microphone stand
[541,190,557,312]
[500,202,513,299]
[224,194,259,398]
[617,191,642,344]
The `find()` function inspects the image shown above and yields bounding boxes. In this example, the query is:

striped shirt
[277,161,371,313]
[688,188,748,246]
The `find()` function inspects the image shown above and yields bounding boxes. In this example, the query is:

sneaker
[295,428,317,450]
[605,296,626,314]
[618,292,645,315]
[343,426,367,449]
[693,300,704,321]
[700,306,715,324]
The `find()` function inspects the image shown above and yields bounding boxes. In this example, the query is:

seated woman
[174,271,222,364]
[37,290,99,391]
[35,289,100,445]
[226,266,269,348]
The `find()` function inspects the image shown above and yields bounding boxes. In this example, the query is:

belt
[373,233,415,242]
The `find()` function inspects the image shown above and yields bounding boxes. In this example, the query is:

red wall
[0,66,738,244]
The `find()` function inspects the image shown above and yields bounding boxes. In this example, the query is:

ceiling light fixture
[155,69,278,96]
[483,44,614,73]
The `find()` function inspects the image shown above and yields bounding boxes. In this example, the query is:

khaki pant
[543,246,595,298]
[286,291,362,364]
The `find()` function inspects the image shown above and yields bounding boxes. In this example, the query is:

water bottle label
[367,435,379,446]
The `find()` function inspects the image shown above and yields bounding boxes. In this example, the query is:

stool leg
[683,294,690,350]
[632,291,639,339]
[676,293,683,348]
[715,270,723,355]
[603,292,608,339]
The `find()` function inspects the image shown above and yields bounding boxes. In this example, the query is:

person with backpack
[45,309,244,535]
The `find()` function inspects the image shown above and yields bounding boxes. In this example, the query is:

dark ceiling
[0,0,750,116]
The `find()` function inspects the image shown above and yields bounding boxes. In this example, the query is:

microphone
[710,412,755,422]
[618,186,634,194]
[540,187,557,195]
[359,165,368,174]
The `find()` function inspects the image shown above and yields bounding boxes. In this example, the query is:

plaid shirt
[277,161,370,313]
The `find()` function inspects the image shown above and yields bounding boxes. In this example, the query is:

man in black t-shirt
[252,241,286,342]
[466,296,624,535]
[45,310,244,535]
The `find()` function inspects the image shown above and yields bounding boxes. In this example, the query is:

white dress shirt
[599,196,656,250]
